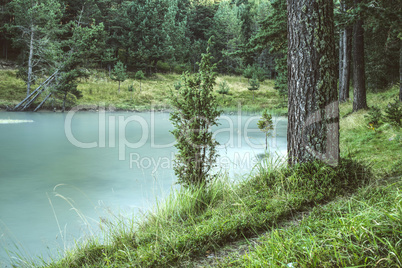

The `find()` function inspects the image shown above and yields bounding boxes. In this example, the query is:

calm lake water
[0,110,287,265]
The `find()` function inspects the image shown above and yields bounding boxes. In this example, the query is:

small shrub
[384,98,401,127]
[364,106,382,128]
[257,109,274,151]
[217,80,230,95]
[156,61,170,73]
[174,63,190,74]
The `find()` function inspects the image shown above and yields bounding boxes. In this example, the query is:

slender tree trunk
[339,27,352,102]
[400,40,402,102]
[27,28,34,97]
[352,0,367,111]
[339,30,344,99]
[344,27,352,100]
[118,81,121,93]
[339,0,352,103]
[62,92,67,113]
[287,0,339,166]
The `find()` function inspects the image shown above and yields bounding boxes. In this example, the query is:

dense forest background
[0,0,400,101]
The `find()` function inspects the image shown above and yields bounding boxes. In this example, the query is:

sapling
[111,61,127,93]
[258,109,274,151]
[135,70,145,92]
[170,38,221,187]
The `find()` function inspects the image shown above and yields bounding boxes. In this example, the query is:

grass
[217,178,402,267]
[339,86,402,177]
[0,69,287,115]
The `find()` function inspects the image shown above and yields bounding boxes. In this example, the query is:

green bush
[364,106,382,127]
[217,80,230,95]
[384,98,401,127]
[156,61,171,73]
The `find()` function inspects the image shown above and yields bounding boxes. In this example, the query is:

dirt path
[180,210,311,268]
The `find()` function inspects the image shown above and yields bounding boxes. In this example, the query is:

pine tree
[135,70,145,92]
[6,0,63,96]
[248,73,260,101]
[287,0,339,166]
[111,61,127,93]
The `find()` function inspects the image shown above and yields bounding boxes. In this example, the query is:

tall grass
[45,157,369,267]
[220,179,402,267]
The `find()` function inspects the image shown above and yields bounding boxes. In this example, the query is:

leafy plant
[258,109,274,151]
[248,73,260,100]
[217,80,230,96]
[173,79,182,91]
[135,70,145,92]
[364,106,382,127]
[170,39,221,187]
[384,98,401,127]
[111,61,127,93]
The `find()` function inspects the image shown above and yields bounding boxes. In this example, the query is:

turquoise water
[0,110,287,265]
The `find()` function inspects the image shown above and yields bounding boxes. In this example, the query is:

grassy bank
[0,69,287,115]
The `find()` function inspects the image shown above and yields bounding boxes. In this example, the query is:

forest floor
[1,68,401,267]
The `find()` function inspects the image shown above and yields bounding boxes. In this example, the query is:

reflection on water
[0,111,287,265]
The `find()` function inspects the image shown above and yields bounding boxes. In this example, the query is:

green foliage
[384,98,402,127]
[111,61,127,92]
[170,40,221,187]
[249,0,288,103]
[243,64,265,82]
[248,73,260,100]
[364,106,382,127]
[257,109,274,150]
[134,70,145,81]
[243,64,253,80]
[156,61,170,73]
[173,79,182,91]
[135,70,145,92]
[217,80,230,95]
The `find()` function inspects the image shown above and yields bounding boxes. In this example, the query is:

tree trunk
[339,0,352,103]
[118,81,120,93]
[287,0,339,166]
[62,92,67,113]
[399,40,402,101]
[27,28,34,97]
[339,30,344,99]
[352,0,367,111]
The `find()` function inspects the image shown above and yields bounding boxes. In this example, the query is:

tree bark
[352,0,367,111]
[339,0,352,103]
[339,30,344,99]
[287,0,339,166]
[27,27,34,97]
[399,40,402,101]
